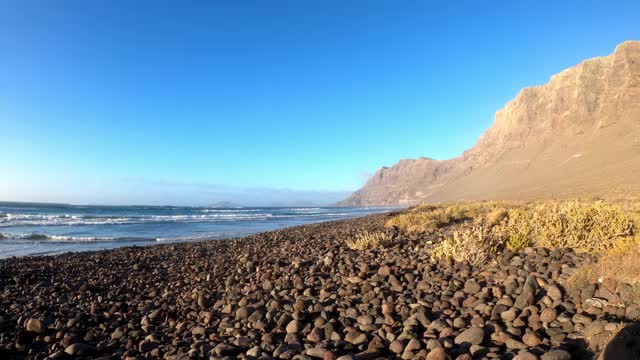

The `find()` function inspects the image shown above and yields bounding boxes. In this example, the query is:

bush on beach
[348,199,640,302]
[492,201,636,253]
[384,202,503,233]
[432,225,501,266]
[384,200,637,255]
[566,235,640,301]
[346,230,392,250]
[382,199,640,295]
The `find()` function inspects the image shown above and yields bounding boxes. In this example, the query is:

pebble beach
[1,212,639,359]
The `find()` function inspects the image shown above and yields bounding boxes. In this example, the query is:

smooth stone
[522,331,542,347]
[390,340,404,354]
[540,349,571,360]
[405,338,421,352]
[453,317,467,329]
[139,340,158,353]
[501,309,518,322]
[514,351,538,360]
[514,277,538,309]
[26,318,46,334]
[191,326,206,336]
[454,327,484,346]
[64,343,94,356]
[214,343,239,357]
[541,308,557,323]
[426,348,451,360]
[426,339,442,350]
[336,356,354,360]
[464,280,482,294]
[547,285,563,301]
[506,338,528,350]
[236,306,252,320]
[307,347,328,358]
[345,331,367,345]
[111,328,124,340]
[286,320,303,334]
[247,346,260,357]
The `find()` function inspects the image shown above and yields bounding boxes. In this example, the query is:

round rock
[454,327,485,346]
[541,349,571,360]
[426,348,451,360]
[64,343,94,356]
[26,318,45,334]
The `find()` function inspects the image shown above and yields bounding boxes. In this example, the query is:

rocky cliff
[339,41,640,206]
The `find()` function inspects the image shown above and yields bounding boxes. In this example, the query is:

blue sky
[1,1,638,206]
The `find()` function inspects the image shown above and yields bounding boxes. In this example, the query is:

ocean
[0,202,393,258]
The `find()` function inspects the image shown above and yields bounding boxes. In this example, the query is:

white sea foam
[155,231,245,242]
[199,208,263,213]
[0,212,283,226]
[0,205,394,257]
[0,232,157,243]
[0,210,370,227]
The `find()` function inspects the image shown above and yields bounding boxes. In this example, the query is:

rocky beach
[3,3,639,359]
[1,210,638,360]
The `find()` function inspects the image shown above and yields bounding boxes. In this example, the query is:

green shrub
[495,201,635,253]
[389,200,640,265]
[506,233,529,252]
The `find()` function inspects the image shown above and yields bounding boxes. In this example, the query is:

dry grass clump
[385,202,499,233]
[384,210,447,233]
[432,226,501,266]
[389,200,640,269]
[386,200,640,285]
[482,208,510,229]
[387,199,640,294]
[346,231,392,250]
[567,235,640,299]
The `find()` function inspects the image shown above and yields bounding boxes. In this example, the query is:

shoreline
[0,205,395,259]
[0,211,638,359]
[0,214,376,261]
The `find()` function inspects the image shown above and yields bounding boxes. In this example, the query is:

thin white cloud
[117,178,350,206]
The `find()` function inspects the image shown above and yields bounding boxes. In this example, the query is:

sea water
[0,202,393,258]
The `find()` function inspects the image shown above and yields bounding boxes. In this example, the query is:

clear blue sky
[1,1,638,205]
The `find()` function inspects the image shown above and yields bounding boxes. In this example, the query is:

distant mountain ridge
[208,201,242,208]
[339,41,640,206]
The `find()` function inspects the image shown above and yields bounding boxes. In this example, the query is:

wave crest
[0,212,283,226]
[0,232,157,243]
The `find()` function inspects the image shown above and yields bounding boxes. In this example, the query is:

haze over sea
[0,202,392,258]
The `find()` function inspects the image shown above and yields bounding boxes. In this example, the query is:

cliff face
[339,41,640,206]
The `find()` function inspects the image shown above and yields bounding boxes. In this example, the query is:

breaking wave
[0,209,367,227]
[0,204,396,257]
[0,232,157,243]
[0,213,281,226]
[0,231,249,244]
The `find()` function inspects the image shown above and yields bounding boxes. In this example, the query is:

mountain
[339,41,640,206]
[208,201,242,208]
[268,201,320,208]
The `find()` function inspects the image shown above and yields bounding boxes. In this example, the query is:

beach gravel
[1,212,639,359]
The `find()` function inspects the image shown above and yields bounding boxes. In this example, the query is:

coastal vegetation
[345,230,392,250]
[4,203,640,358]
[377,200,640,292]
[567,234,640,300]
[384,202,489,233]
